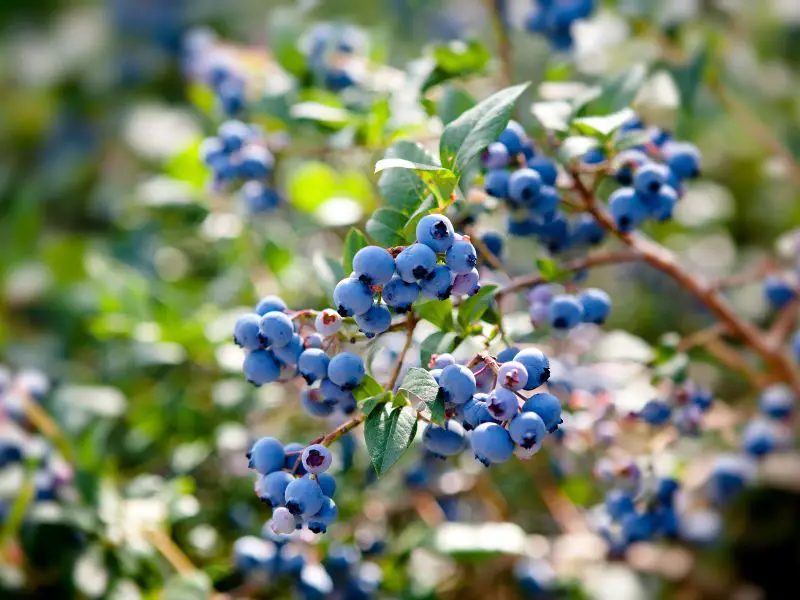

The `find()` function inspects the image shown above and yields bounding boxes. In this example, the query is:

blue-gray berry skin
[306,497,338,533]
[255,295,288,315]
[663,141,701,179]
[452,269,480,296]
[496,347,520,363]
[548,295,584,330]
[526,155,558,186]
[609,187,648,233]
[758,384,795,419]
[259,312,295,348]
[422,420,467,457]
[327,352,365,390]
[514,348,550,390]
[420,264,454,300]
[483,142,510,169]
[302,388,335,417]
[416,214,455,253]
[285,475,325,517]
[298,349,330,384]
[395,243,437,282]
[470,422,514,465]
[577,288,612,324]
[508,168,542,206]
[445,240,478,274]
[319,378,350,405]
[333,277,374,317]
[248,437,286,474]
[438,364,476,404]
[497,361,528,390]
[234,313,262,350]
[462,394,500,430]
[633,163,670,196]
[487,387,519,421]
[509,411,547,450]
[352,246,396,286]
[521,392,562,433]
[243,349,281,386]
[763,275,797,310]
[317,473,337,498]
[382,277,420,312]
[283,442,307,475]
[258,471,294,506]
[355,304,392,335]
[272,334,304,366]
[485,169,510,199]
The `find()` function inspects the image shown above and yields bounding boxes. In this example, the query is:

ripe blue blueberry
[352,246,396,286]
[248,436,285,474]
[315,309,342,336]
[497,121,526,155]
[333,277,374,317]
[301,444,332,474]
[445,239,478,274]
[307,496,338,533]
[485,169,510,199]
[577,288,612,324]
[638,399,672,426]
[758,384,795,419]
[581,147,605,165]
[605,489,635,520]
[241,181,280,214]
[612,149,649,186]
[416,214,455,253]
[649,185,678,222]
[200,137,226,167]
[283,442,307,473]
[487,387,519,421]
[432,354,456,369]
[479,231,504,260]
[422,420,467,457]
[496,347,520,363]
[301,388,335,417]
[259,312,295,348]
[382,277,420,312]
[217,78,245,116]
[633,163,670,196]
[438,364,476,404]
[317,472,336,498]
[707,454,756,506]
[243,349,281,386]
[255,295,287,315]
[395,243,437,282]
[536,213,572,254]
[514,348,550,389]
[257,471,294,507]
[327,352,365,390]
[655,478,680,506]
[218,119,252,152]
[532,185,560,222]
[621,512,656,543]
[763,274,796,310]
[234,313,262,350]
[462,393,500,430]
[483,142,510,169]
[272,333,304,366]
[238,144,274,180]
[509,411,546,450]
[320,378,351,404]
[508,168,542,206]
[420,264,454,300]
[232,536,271,572]
[742,418,788,457]
[470,422,514,465]
[548,294,583,330]
[521,392,562,432]
[285,475,325,517]
[609,187,648,233]
[497,360,528,390]
[298,349,330,384]
[305,334,323,348]
[663,141,701,179]
[338,392,357,415]
[355,303,392,335]
[526,155,558,186]
[452,268,481,296]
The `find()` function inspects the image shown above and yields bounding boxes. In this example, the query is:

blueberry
[763,274,796,310]
[452,268,481,296]
[496,347,520,363]
[256,471,294,507]
[648,185,678,222]
[548,294,583,330]
[302,388,335,417]
[317,472,337,498]
[445,239,477,274]
[395,243,437,282]
[508,168,542,206]
[432,354,456,369]
[302,444,333,474]
[514,348,550,390]
[315,309,342,336]
[232,536,272,572]
[238,144,274,180]
[270,506,296,535]
[248,436,285,474]
[497,360,528,391]
[633,163,670,196]
[218,119,252,152]
[272,333,303,366]
[423,420,467,457]
[416,214,455,253]
[648,126,671,147]
[285,475,325,517]
[243,349,281,386]
[638,399,672,426]
[605,489,635,520]
[485,169,510,199]
[200,137,225,167]
[663,141,701,179]
[521,392,562,432]
[471,422,514,465]
[707,454,756,506]
[479,231,504,260]
[217,78,246,116]
[0,442,23,468]
[255,295,287,315]
[382,277,420,312]
[577,288,611,324]
[655,477,680,506]
[241,181,280,213]
[355,304,392,335]
[674,405,703,436]
[608,187,648,233]
[298,349,331,384]
[307,496,338,533]
[234,313,262,350]
[611,149,649,186]
[333,277,374,317]
[758,384,795,419]
[531,185,561,221]
[420,264,454,300]
[741,418,788,457]
[283,442,307,474]
[337,391,357,415]
[508,411,546,450]
[526,155,558,186]
[580,146,605,165]
[536,212,572,254]
[483,142,510,169]
[497,121,526,155]
[259,312,295,348]
[327,352,365,390]
[439,364,476,404]
[487,387,519,421]
[527,284,554,305]
[320,378,351,404]
[305,334,324,349]
[621,512,655,543]
[688,384,714,412]
[462,393,500,430]
[524,5,548,33]
[325,67,356,91]
[352,246,396,286]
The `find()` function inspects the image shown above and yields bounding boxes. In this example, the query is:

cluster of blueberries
[421,348,562,465]
[233,534,382,600]
[527,283,612,330]
[482,121,607,253]
[333,214,481,335]
[248,437,339,535]
[200,120,281,214]
[634,382,715,437]
[301,22,367,92]
[524,0,597,51]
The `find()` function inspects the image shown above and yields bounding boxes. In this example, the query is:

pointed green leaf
[578,63,648,115]
[354,374,384,401]
[399,367,445,425]
[366,208,408,247]
[402,195,437,243]
[364,405,418,476]
[374,158,449,173]
[414,299,454,330]
[573,108,636,138]
[342,228,368,275]
[378,141,441,214]
[438,85,476,126]
[457,284,499,330]
[535,257,561,281]
[360,391,392,417]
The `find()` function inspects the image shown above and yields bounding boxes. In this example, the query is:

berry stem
[319,415,366,448]
[483,0,513,88]
[387,314,418,391]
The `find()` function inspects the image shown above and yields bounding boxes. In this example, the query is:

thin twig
[484,0,513,87]
[388,314,418,390]
[767,299,799,351]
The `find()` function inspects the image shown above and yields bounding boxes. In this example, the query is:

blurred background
[1,0,799,598]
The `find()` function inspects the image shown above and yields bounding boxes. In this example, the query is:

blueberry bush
[2,1,800,598]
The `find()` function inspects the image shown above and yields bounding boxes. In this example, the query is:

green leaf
[614,129,650,151]
[290,102,351,126]
[263,241,293,274]
[440,82,530,177]
[531,101,572,132]
[399,367,444,425]
[360,391,392,417]
[354,374,384,401]
[414,299,454,330]
[288,162,340,213]
[419,331,462,369]
[374,158,449,174]
[402,195,437,243]
[422,39,491,91]
[267,8,308,78]
[364,405,418,476]
[558,136,601,163]
[366,208,408,247]
[457,285,499,331]
[438,85,476,126]
[342,228,368,275]
[378,141,440,214]
[580,63,648,115]
[573,107,636,138]
[662,44,709,116]
[535,257,561,281]
[164,139,209,190]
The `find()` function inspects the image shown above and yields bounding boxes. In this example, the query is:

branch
[484,0,513,87]
[388,314,418,390]
[767,299,799,351]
